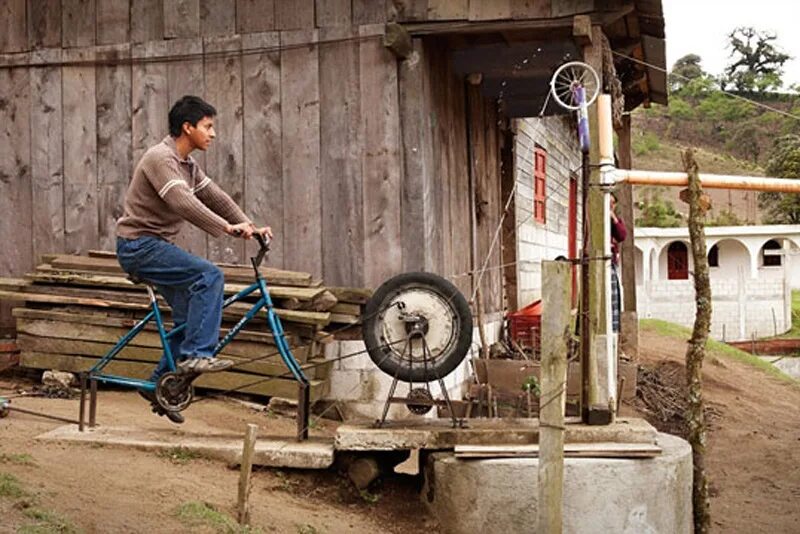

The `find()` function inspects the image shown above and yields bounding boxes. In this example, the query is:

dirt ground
[0,383,437,534]
[624,327,800,534]
[1,327,799,533]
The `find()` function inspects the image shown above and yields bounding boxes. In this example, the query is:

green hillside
[629,88,800,226]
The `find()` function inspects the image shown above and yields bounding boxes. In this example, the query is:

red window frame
[533,146,547,224]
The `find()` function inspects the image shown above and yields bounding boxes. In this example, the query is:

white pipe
[614,169,800,193]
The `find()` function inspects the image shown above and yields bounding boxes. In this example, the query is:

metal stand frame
[375,320,465,429]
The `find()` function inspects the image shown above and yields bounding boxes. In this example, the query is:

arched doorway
[667,241,689,280]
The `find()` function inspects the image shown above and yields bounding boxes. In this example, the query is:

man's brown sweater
[116,136,249,241]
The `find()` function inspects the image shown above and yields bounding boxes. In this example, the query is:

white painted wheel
[549,61,600,110]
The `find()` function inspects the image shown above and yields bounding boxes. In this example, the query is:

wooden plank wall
[0,0,508,320]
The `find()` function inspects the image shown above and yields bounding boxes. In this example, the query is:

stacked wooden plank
[0,252,371,402]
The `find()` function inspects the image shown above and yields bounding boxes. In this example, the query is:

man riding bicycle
[115,95,270,423]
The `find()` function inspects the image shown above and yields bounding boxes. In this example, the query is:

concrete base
[38,425,334,469]
[760,356,800,380]
[422,432,692,534]
[336,417,657,451]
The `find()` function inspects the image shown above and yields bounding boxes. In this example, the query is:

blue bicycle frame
[88,238,309,393]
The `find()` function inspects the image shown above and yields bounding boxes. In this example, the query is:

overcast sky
[664,1,800,88]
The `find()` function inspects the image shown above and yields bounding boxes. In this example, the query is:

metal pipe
[6,406,82,425]
[614,169,800,193]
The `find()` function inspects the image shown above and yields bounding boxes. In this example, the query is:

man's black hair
[168,95,217,137]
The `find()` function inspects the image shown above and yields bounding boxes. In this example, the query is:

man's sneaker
[178,357,234,374]
[138,389,185,424]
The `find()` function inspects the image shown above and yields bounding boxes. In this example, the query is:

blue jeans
[116,236,224,380]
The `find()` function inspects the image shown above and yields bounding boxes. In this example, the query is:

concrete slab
[423,432,692,534]
[37,425,334,469]
[335,417,657,451]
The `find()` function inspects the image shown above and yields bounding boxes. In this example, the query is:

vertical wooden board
[166,38,208,257]
[96,44,133,252]
[27,0,61,48]
[281,29,321,277]
[483,100,502,312]
[275,0,314,29]
[468,83,486,305]
[201,0,236,36]
[242,32,283,267]
[427,42,448,277]
[315,0,350,26]
[97,0,130,45]
[426,0,467,20]
[360,25,402,287]
[449,67,470,298]
[131,0,165,43]
[352,0,385,24]
[0,63,33,274]
[319,26,364,287]
[132,41,169,168]
[511,0,550,18]
[398,38,429,273]
[164,0,200,39]
[468,0,511,20]
[204,35,245,264]
[61,0,96,48]
[236,0,275,34]
[62,47,99,254]
[389,0,428,21]
[30,48,65,260]
[0,0,28,52]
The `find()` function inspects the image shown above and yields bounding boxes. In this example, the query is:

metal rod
[614,169,800,193]
[89,378,98,428]
[296,383,309,442]
[79,373,87,432]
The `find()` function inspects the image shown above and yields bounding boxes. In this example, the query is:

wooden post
[537,260,571,534]
[580,25,614,424]
[683,149,712,534]
[616,114,639,360]
[237,423,259,525]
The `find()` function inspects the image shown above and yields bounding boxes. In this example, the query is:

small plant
[0,453,35,465]
[19,507,81,534]
[359,489,380,504]
[521,375,541,397]
[0,472,27,498]
[176,501,262,534]
[296,525,319,534]
[158,447,204,465]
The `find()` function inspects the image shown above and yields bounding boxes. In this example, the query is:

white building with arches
[633,225,800,341]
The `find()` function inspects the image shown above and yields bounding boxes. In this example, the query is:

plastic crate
[508,300,542,354]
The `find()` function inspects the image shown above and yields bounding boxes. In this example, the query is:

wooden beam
[383,22,414,59]
[572,14,592,46]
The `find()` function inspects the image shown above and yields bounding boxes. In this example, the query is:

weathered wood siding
[0,1,506,318]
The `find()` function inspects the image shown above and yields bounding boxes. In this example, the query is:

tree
[723,27,791,92]
[670,54,705,92]
[635,189,683,227]
[759,134,800,223]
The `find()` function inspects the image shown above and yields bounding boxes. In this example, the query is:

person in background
[610,192,627,333]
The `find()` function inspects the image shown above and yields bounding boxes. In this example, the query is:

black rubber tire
[363,272,473,383]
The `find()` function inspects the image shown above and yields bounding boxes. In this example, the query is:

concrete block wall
[514,116,581,307]
[324,319,503,420]
[637,278,790,341]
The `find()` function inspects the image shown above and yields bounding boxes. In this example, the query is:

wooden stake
[237,423,259,525]
[537,261,571,534]
[683,149,712,534]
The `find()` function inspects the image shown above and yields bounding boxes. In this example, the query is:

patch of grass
[157,447,205,465]
[632,131,661,156]
[0,472,27,499]
[175,501,262,534]
[18,507,81,534]
[778,290,800,338]
[358,489,380,504]
[296,525,319,534]
[0,453,35,466]
[640,319,799,386]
